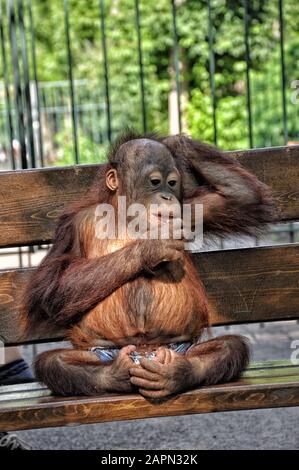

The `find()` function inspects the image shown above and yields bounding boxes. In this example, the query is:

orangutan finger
[119,345,136,358]
[139,357,162,373]
[130,376,162,390]
[154,348,167,363]
[138,388,171,399]
[129,367,159,382]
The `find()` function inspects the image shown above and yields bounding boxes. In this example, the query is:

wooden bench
[0,145,299,432]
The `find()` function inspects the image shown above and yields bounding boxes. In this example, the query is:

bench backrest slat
[0,145,298,248]
[0,244,298,345]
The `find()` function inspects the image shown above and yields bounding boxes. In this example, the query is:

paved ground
[13,321,299,450]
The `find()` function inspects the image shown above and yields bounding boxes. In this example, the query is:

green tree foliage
[0,0,298,164]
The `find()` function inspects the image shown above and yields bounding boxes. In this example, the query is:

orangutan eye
[168,180,177,187]
[150,178,162,187]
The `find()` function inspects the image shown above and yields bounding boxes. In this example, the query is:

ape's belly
[69,264,208,350]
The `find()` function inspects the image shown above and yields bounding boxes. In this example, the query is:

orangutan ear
[106,169,119,191]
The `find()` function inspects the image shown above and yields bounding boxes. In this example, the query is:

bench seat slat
[245,359,294,369]
[1,376,298,408]
[0,388,52,403]
[0,360,298,432]
[0,362,297,403]
[0,359,292,397]
[242,366,299,378]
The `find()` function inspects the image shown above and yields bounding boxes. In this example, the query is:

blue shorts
[90,341,193,364]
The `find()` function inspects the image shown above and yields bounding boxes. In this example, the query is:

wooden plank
[248,359,293,369]
[0,388,51,403]
[0,362,290,400]
[0,164,101,248]
[0,360,296,403]
[228,144,299,222]
[0,367,298,431]
[0,268,66,344]
[2,377,297,402]
[0,145,298,248]
[242,367,299,379]
[192,243,299,325]
[0,361,291,397]
[0,381,47,395]
[0,244,298,345]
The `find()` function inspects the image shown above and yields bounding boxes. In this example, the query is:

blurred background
[0,0,298,169]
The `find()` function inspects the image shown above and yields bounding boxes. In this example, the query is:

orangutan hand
[129,347,195,399]
[104,345,138,393]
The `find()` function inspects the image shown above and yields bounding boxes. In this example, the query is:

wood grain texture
[0,244,298,345]
[0,145,298,248]
[228,144,299,222]
[0,164,101,248]
[0,268,65,344]
[0,360,298,431]
[192,243,299,325]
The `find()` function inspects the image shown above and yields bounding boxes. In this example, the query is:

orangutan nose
[159,193,173,202]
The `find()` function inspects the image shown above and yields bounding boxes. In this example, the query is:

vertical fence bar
[278,0,288,144]
[27,245,33,267]
[63,0,79,164]
[288,222,295,243]
[134,0,147,133]
[243,0,253,148]
[17,0,35,168]
[99,0,112,142]
[0,0,15,168]
[7,0,27,168]
[171,0,182,133]
[28,0,44,166]
[18,247,23,268]
[207,0,217,146]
